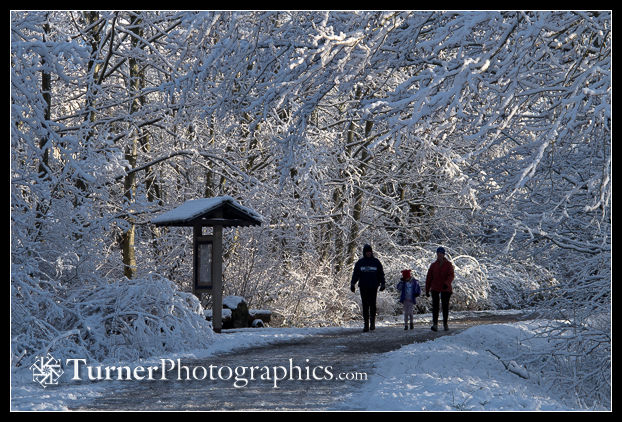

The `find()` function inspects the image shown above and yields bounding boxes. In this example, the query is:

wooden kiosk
[152,196,262,333]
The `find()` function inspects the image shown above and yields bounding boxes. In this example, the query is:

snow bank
[346,321,575,411]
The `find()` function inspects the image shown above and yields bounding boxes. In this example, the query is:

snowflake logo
[29,353,64,388]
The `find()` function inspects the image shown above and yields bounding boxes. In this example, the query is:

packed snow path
[71,312,533,411]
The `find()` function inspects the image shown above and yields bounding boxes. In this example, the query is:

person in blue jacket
[350,244,386,332]
[396,269,421,330]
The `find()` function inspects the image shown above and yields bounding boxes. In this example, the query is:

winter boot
[370,317,375,331]
[431,324,438,332]
[444,322,449,331]
[404,324,408,330]
[410,322,414,330]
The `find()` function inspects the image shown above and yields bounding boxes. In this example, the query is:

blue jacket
[396,278,421,304]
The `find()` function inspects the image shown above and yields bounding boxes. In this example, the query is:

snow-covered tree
[11,10,610,408]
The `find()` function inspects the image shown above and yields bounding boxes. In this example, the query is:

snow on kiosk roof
[151,196,262,227]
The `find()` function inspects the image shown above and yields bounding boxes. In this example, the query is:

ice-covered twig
[486,349,529,379]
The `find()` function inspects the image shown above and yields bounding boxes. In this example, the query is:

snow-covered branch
[11,11,610,408]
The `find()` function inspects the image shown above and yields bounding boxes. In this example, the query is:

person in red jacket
[425,247,454,332]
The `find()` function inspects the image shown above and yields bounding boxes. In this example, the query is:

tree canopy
[11,11,610,408]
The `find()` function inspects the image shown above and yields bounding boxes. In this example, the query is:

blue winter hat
[436,247,446,255]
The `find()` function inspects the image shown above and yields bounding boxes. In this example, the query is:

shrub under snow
[12,272,215,366]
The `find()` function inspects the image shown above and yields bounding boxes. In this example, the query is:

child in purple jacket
[396,269,421,330]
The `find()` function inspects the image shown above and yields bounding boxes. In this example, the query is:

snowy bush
[12,271,215,366]
[67,274,215,362]
[449,255,492,311]
[262,257,359,327]
[516,316,610,410]
[375,247,553,315]
[522,251,611,410]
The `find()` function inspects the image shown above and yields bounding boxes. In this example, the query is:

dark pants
[431,291,452,325]
[360,286,378,327]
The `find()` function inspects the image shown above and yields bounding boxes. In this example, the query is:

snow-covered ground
[11,315,581,411]
[344,321,573,411]
[10,325,349,411]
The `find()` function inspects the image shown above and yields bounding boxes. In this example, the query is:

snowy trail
[71,327,438,411]
[64,312,534,411]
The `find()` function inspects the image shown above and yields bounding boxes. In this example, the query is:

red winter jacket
[425,259,455,294]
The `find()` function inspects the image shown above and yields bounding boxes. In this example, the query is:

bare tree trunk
[346,119,373,267]
[34,13,51,236]
[39,15,51,177]
[331,86,364,275]
[121,12,144,279]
